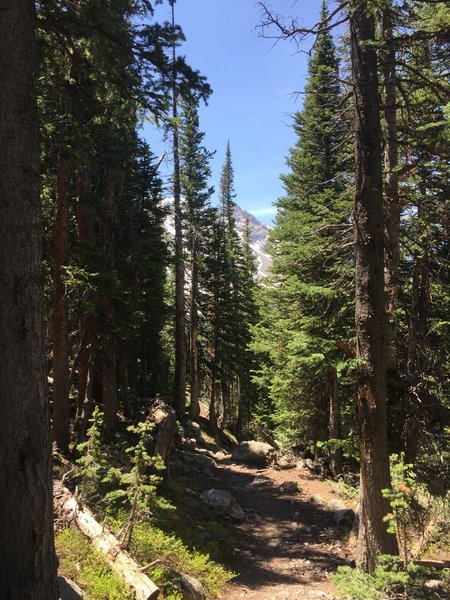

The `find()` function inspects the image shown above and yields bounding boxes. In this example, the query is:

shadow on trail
[212,456,352,589]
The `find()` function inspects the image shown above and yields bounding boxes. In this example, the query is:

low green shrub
[56,527,134,599]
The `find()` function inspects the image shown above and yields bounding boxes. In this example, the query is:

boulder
[274,453,297,470]
[327,498,347,511]
[58,577,84,600]
[180,450,217,471]
[231,441,275,466]
[310,494,325,506]
[424,580,444,591]
[334,508,355,527]
[200,489,245,521]
[175,572,206,600]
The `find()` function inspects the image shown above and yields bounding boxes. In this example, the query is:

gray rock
[274,453,297,470]
[200,489,245,521]
[424,580,444,591]
[327,498,347,511]
[180,450,217,470]
[334,508,355,527]
[310,494,325,506]
[279,480,299,494]
[304,458,321,473]
[58,577,84,600]
[231,440,275,466]
[176,572,206,600]
[251,476,270,486]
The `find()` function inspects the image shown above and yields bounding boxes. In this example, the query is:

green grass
[130,522,235,599]
[56,527,134,599]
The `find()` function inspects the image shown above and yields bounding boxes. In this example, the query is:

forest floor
[184,448,357,600]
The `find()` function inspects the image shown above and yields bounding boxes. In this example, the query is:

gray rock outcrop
[200,489,245,521]
[231,441,275,466]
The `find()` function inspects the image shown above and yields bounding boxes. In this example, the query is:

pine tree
[252,1,353,457]
[206,143,259,430]
[179,95,215,421]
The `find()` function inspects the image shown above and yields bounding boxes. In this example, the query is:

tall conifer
[253,1,353,452]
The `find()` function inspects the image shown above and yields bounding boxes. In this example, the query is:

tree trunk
[172,3,187,421]
[220,378,229,428]
[0,2,58,596]
[52,150,71,453]
[189,234,200,421]
[74,171,95,421]
[382,7,401,376]
[328,368,342,476]
[101,178,117,435]
[351,3,399,573]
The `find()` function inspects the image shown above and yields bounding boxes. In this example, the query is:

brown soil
[198,453,356,600]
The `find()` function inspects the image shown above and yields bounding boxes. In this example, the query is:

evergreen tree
[179,96,215,421]
[252,1,353,457]
[207,143,259,430]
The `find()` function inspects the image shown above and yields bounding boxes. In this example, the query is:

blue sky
[143,1,322,225]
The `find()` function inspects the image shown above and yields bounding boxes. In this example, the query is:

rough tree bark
[351,2,399,572]
[52,149,71,453]
[328,368,342,476]
[101,177,117,435]
[189,232,200,421]
[382,6,401,376]
[0,1,58,596]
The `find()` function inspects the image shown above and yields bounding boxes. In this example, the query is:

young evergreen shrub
[333,557,410,599]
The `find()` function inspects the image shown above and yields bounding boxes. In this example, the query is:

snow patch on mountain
[161,198,272,279]
[233,205,272,279]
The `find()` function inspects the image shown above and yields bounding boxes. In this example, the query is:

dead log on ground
[56,483,159,599]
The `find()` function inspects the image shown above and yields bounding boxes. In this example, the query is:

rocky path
[201,453,356,600]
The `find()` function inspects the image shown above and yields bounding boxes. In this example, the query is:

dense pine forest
[1,1,449,599]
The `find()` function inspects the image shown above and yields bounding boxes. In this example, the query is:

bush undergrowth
[56,528,134,599]
[71,409,235,598]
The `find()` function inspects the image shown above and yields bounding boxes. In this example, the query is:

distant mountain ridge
[162,198,272,279]
[233,205,272,279]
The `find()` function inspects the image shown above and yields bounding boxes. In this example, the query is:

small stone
[310,494,325,506]
[280,481,299,494]
[327,498,346,511]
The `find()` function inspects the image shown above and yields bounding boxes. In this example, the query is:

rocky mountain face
[162,199,272,279]
[233,205,272,279]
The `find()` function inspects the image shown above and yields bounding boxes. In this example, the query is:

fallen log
[412,559,450,570]
[59,485,159,600]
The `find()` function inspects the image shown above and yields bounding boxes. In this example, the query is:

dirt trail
[207,455,355,600]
